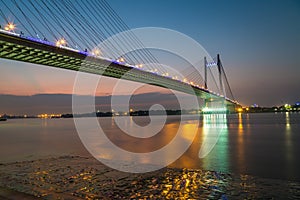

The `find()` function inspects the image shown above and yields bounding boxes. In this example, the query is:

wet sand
[0,155,299,199]
[0,187,39,200]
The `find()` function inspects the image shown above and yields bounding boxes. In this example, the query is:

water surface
[0,113,299,181]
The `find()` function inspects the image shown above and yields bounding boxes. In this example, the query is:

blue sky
[0,0,300,111]
[94,0,300,105]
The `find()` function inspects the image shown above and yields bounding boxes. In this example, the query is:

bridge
[0,0,241,113]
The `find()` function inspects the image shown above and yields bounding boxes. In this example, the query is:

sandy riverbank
[0,155,299,199]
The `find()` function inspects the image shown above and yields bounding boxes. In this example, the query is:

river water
[0,112,299,181]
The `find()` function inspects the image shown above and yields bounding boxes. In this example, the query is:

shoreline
[2,110,300,120]
[0,155,299,199]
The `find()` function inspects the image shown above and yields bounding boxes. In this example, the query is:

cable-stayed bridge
[0,0,241,112]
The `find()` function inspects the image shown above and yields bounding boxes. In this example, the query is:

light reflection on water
[285,112,293,178]
[200,114,229,172]
[1,113,300,180]
[237,113,245,171]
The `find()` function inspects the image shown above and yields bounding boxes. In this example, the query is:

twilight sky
[0,0,300,115]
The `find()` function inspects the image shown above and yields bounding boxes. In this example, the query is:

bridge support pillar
[226,104,237,113]
[203,98,227,114]
[203,98,240,114]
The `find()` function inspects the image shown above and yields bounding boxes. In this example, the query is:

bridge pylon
[202,54,240,114]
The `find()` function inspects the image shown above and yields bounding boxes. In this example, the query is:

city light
[284,104,291,111]
[37,114,62,118]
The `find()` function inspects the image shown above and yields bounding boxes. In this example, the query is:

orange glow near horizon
[0,59,172,96]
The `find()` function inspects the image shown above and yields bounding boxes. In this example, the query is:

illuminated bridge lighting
[206,61,217,67]
[237,108,243,112]
[0,25,240,110]
[56,38,66,46]
[4,23,16,31]
[202,107,227,114]
[92,49,101,56]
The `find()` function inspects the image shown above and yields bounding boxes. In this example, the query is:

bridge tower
[204,56,208,90]
[203,54,224,94]
[203,54,237,113]
[217,54,224,96]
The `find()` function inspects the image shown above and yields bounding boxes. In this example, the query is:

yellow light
[60,39,66,44]
[237,108,243,112]
[130,109,133,112]
[119,57,125,62]
[8,23,15,30]
[94,49,100,55]
[4,23,15,31]
[246,107,249,111]
[139,64,143,68]
[56,39,66,46]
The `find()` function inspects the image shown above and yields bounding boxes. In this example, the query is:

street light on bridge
[4,23,15,31]
[92,49,101,56]
[56,38,66,46]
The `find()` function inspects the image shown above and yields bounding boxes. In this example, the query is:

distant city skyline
[1,0,300,111]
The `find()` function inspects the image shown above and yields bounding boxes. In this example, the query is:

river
[0,112,299,181]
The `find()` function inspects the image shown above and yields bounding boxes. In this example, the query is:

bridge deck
[0,31,237,105]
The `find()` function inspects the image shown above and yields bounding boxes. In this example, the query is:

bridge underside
[0,32,237,108]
